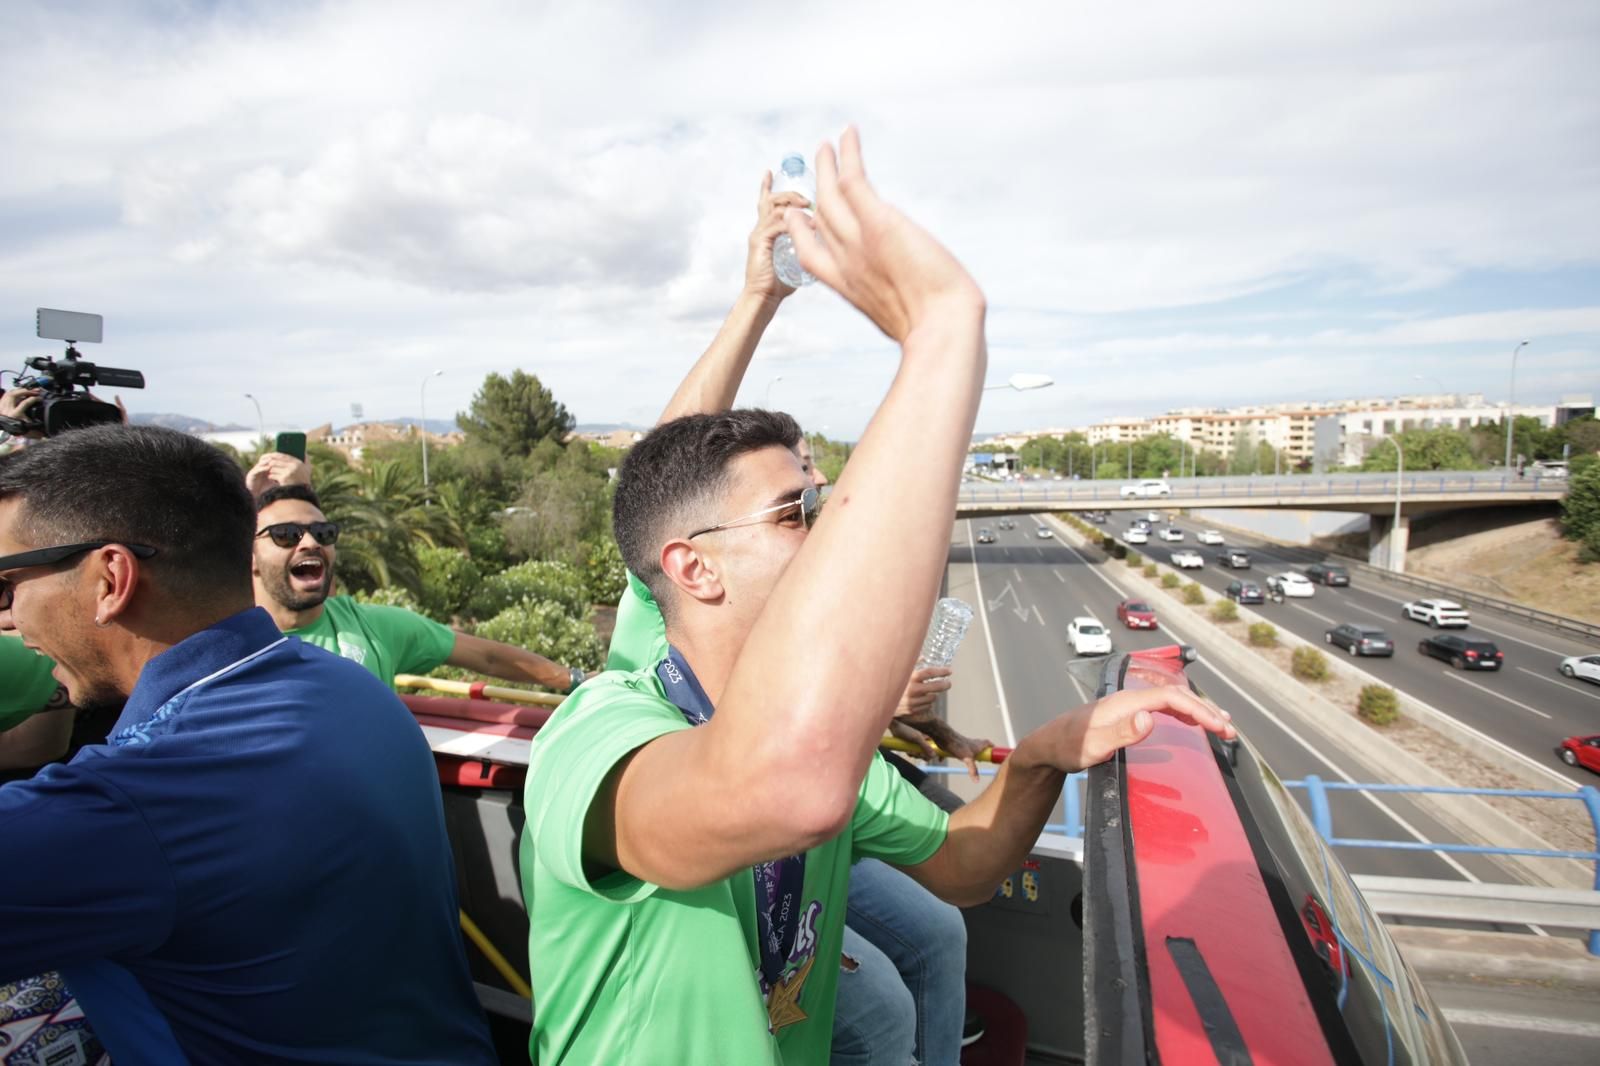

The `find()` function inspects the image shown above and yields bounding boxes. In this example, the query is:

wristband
[568,665,586,693]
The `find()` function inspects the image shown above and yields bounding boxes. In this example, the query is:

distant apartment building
[311,421,464,463]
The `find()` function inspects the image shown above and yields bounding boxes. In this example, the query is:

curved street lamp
[982,373,1055,392]
[243,394,264,449]
[420,369,445,498]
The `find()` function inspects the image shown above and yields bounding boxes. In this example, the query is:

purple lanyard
[657,646,806,989]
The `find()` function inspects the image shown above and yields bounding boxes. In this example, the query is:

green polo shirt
[1,635,60,733]
[605,571,667,672]
[285,595,457,686]
[520,667,948,1065]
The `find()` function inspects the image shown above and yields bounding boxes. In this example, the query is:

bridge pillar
[1368,512,1411,573]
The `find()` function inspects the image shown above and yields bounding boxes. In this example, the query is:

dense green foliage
[457,370,576,458]
[1247,622,1278,646]
[1562,460,1600,561]
[1358,684,1400,725]
[1161,572,1181,589]
[470,560,593,621]
[1209,599,1239,622]
[1181,582,1205,605]
[1291,646,1330,682]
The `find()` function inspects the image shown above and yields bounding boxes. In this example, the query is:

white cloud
[0,0,1596,436]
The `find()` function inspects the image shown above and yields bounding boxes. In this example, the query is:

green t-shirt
[520,668,948,1066]
[1,634,61,733]
[605,570,667,672]
[286,595,457,687]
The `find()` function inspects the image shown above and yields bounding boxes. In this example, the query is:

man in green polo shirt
[0,635,72,775]
[252,485,588,693]
[519,131,1234,1065]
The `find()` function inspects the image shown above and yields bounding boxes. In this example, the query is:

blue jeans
[830,858,967,1066]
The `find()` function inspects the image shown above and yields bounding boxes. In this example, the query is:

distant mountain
[130,413,249,433]
[574,422,647,434]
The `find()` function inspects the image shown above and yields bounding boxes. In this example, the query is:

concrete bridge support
[1368,512,1412,573]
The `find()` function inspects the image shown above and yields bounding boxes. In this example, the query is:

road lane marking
[964,520,1018,748]
[1180,658,1482,884]
[1516,666,1600,702]
[1290,602,1341,626]
[1347,601,1395,621]
[1032,604,1046,626]
[1053,569,1067,583]
[1443,1009,1600,1039]
[1013,567,1024,584]
[1437,670,1552,719]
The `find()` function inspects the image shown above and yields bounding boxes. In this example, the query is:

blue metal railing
[1286,777,1600,955]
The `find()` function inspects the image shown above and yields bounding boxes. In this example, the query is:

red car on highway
[1557,735,1600,773]
[1116,599,1158,630]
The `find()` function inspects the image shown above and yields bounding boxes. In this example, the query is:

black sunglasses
[0,541,159,611]
[255,521,340,548]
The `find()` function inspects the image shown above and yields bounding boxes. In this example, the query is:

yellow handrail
[459,908,532,1000]
[396,674,564,707]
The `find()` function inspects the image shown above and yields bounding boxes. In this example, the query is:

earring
[94,615,111,628]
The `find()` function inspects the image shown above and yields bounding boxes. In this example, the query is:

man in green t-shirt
[520,131,1234,1065]
[252,485,587,692]
[0,635,73,775]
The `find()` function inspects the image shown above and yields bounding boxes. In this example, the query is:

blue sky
[1,0,1596,438]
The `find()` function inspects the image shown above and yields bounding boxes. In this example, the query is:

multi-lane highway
[940,515,1577,895]
[1106,512,1600,790]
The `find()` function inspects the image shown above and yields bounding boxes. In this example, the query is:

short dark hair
[613,409,801,617]
[0,424,254,606]
[256,483,322,513]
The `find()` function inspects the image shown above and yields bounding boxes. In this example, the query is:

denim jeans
[830,858,967,1066]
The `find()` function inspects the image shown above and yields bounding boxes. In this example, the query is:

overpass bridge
[956,471,1567,571]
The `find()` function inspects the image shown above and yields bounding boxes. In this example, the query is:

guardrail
[1288,777,1600,955]
[956,471,1567,507]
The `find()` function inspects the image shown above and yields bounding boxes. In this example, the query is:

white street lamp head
[1007,373,1054,392]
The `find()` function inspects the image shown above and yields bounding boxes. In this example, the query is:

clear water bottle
[918,597,975,668]
[771,153,816,288]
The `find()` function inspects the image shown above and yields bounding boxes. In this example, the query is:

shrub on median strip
[1182,582,1205,605]
[1209,599,1239,622]
[1291,646,1330,682]
[1161,573,1180,588]
[1248,622,1278,647]
[1358,684,1400,725]
[1142,563,1157,577]
[1126,550,1142,566]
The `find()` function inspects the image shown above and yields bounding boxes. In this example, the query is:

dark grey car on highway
[1219,549,1252,569]
[1418,633,1503,670]
[1326,623,1394,657]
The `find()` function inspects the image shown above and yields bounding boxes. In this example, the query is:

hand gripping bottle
[918,597,975,668]
[771,153,816,288]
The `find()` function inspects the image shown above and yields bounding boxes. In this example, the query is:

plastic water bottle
[919,597,975,668]
[771,153,816,288]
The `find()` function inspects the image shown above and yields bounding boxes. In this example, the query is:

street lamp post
[1504,340,1530,471]
[243,394,264,450]
[1385,436,1404,571]
[765,375,784,409]
[420,369,444,500]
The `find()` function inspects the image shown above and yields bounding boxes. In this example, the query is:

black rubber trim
[1083,652,1158,1065]
[1165,938,1252,1065]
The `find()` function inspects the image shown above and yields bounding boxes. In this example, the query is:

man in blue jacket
[0,424,496,1065]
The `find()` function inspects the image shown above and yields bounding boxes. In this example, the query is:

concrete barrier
[1047,514,1590,890]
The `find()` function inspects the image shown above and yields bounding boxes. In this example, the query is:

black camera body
[1,310,145,438]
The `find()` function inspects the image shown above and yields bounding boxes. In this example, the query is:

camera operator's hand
[0,388,44,439]
[743,171,810,304]
[246,452,312,498]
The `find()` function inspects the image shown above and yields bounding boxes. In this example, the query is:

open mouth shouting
[289,552,329,592]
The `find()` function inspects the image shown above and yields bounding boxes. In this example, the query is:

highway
[1107,512,1600,790]
[940,516,1564,901]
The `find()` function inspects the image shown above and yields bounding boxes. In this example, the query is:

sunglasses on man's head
[255,521,340,548]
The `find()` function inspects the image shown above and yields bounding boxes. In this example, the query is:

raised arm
[656,172,808,423]
[447,631,583,693]
[602,129,994,887]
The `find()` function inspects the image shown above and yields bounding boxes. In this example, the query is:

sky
[2,0,1597,439]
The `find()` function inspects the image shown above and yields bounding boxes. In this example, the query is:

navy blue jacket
[0,607,496,1064]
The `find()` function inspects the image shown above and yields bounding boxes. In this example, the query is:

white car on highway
[1402,599,1470,628]
[1267,572,1315,598]
[1169,549,1204,569]
[1558,654,1600,684]
[1157,527,1184,542]
[1067,617,1113,656]
[1124,528,1149,545]
[1119,479,1172,499]
[1197,530,1225,545]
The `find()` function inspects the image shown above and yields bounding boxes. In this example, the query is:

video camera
[1,309,145,438]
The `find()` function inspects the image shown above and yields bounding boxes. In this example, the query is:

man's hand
[784,127,984,343]
[744,171,810,303]
[0,388,43,437]
[245,452,312,498]
[894,665,951,718]
[891,714,994,782]
[1020,685,1235,775]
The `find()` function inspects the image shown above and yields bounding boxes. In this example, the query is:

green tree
[470,559,592,621]
[1361,428,1480,472]
[1561,461,1600,552]
[1560,416,1600,460]
[1094,461,1121,481]
[1227,430,1255,475]
[415,545,483,623]
[458,370,575,458]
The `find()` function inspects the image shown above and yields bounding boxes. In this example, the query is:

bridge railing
[1287,776,1600,955]
[955,471,1567,505]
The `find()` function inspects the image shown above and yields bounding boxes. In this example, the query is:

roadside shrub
[1142,563,1158,578]
[1102,536,1115,552]
[1358,684,1400,725]
[1125,550,1142,567]
[1209,599,1239,622]
[1247,622,1279,647]
[465,600,605,676]
[1182,582,1205,605]
[1112,543,1127,560]
[581,536,629,606]
[1161,573,1181,589]
[469,559,591,622]
[1291,646,1330,682]
[353,585,422,611]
